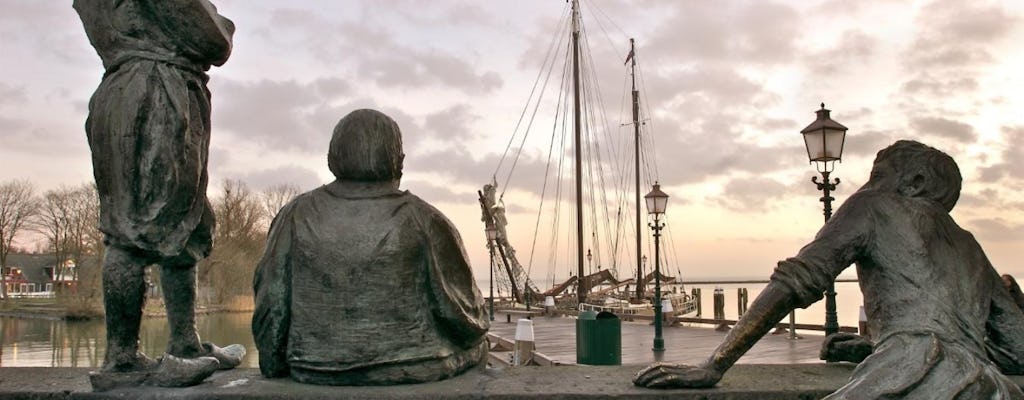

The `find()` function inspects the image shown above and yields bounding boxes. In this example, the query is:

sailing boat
[479,0,696,319]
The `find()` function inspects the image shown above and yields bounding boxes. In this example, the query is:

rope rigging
[482,0,689,304]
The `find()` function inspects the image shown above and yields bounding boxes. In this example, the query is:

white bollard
[858,305,869,338]
[544,296,556,316]
[661,298,674,313]
[513,318,535,366]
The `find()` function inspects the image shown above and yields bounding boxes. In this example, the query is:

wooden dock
[489,311,828,365]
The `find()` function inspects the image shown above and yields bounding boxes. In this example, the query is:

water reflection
[0,313,258,368]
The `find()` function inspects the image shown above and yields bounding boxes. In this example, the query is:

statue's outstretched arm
[634,283,797,388]
[636,193,874,389]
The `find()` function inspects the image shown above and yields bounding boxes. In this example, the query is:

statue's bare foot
[146,353,220,387]
[201,342,246,370]
[633,362,722,389]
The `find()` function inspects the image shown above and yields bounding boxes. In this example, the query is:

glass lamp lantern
[800,103,848,172]
[644,183,669,216]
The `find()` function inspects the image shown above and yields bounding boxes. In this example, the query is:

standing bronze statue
[635,140,1024,398]
[252,109,489,385]
[74,0,244,390]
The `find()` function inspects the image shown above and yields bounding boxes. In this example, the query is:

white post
[513,318,535,366]
[858,305,869,339]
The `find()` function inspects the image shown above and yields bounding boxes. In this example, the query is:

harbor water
[1,281,863,367]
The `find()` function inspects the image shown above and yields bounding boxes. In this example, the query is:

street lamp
[485,225,499,321]
[645,182,669,353]
[800,103,848,336]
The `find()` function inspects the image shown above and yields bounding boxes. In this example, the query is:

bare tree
[197,179,267,305]
[260,183,300,229]
[36,186,74,286]
[35,184,102,299]
[0,180,41,299]
[64,184,103,308]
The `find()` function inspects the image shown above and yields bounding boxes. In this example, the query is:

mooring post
[713,287,725,320]
[513,319,535,366]
[737,287,749,317]
[692,288,702,318]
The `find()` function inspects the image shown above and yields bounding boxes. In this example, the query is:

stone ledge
[1,365,1023,399]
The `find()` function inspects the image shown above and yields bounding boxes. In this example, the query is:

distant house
[1,253,78,298]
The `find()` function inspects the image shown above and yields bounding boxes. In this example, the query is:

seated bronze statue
[252,109,489,385]
[635,140,1024,398]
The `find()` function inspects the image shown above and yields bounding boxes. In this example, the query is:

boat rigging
[479,0,695,317]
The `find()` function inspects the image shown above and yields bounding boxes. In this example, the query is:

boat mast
[630,38,645,301]
[572,0,586,306]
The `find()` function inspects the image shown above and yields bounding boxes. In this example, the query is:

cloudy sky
[1,0,1022,282]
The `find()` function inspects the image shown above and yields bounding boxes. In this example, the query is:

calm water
[0,312,257,368]
[0,282,864,367]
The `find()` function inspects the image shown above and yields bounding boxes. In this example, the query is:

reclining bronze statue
[635,140,1024,398]
[252,109,489,385]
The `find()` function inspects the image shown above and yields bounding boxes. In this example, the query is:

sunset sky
[1,0,1021,283]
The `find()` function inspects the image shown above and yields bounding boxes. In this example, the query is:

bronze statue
[1003,275,1024,310]
[252,109,489,385]
[74,0,244,390]
[634,141,1024,398]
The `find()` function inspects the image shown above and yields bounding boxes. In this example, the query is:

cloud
[646,2,801,65]
[0,83,27,107]
[0,2,94,65]
[978,126,1024,183]
[422,104,481,143]
[237,165,324,192]
[840,129,897,161]
[966,217,1024,243]
[902,75,979,97]
[211,77,353,152]
[404,179,466,204]
[361,0,497,28]
[713,176,795,213]
[909,117,977,143]
[805,30,879,76]
[905,0,1018,69]
[898,0,1019,101]
[261,7,503,95]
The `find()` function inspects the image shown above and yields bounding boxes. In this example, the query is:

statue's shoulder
[267,188,327,226]
[400,191,458,227]
[842,189,906,213]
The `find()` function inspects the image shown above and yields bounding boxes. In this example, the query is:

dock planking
[489,311,827,365]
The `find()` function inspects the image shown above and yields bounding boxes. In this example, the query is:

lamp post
[800,103,848,337]
[645,182,669,353]
[485,226,499,321]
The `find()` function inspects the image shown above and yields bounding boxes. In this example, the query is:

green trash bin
[576,310,621,365]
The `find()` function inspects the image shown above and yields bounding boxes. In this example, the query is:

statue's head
[328,109,405,182]
[868,140,961,211]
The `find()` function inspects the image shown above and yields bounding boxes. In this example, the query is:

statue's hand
[819,332,873,363]
[633,362,722,389]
